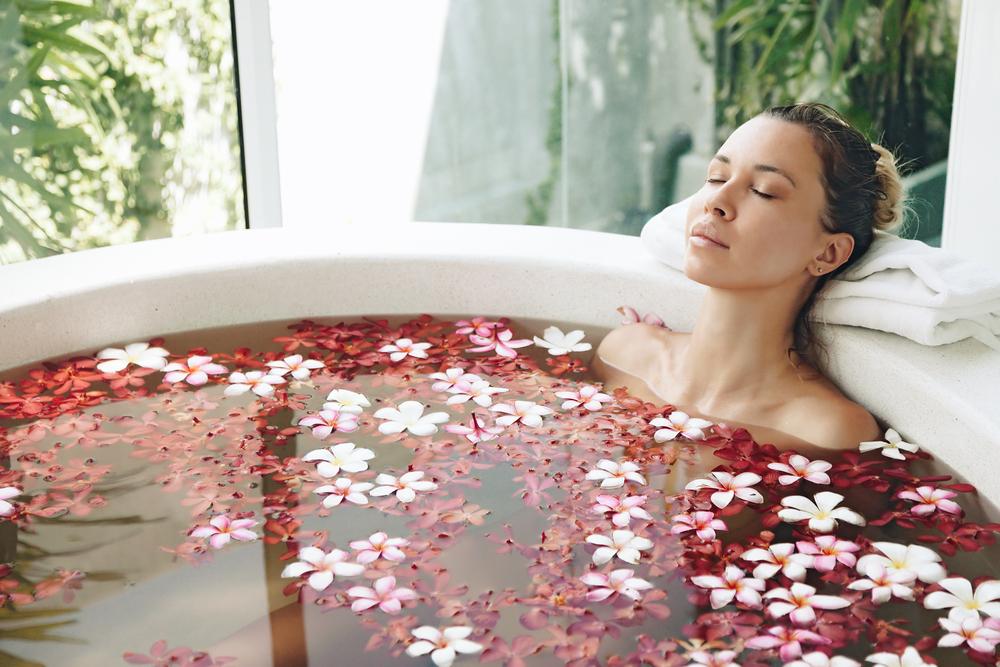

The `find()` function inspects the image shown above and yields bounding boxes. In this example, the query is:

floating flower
[322,389,372,414]
[671,511,727,541]
[685,471,763,508]
[349,531,410,564]
[445,379,508,407]
[763,582,850,625]
[767,454,832,486]
[280,546,365,591]
[847,562,916,605]
[443,413,505,444]
[314,478,374,508]
[406,626,483,667]
[923,576,1000,620]
[302,442,375,478]
[0,487,20,517]
[777,492,865,533]
[690,565,765,609]
[741,543,813,582]
[649,411,714,442]
[346,575,418,614]
[855,542,946,584]
[580,568,653,602]
[532,326,593,355]
[937,614,1000,653]
[898,485,962,516]
[785,653,860,667]
[373,400,449,436]
[745,626,831,663]
[370,471,438,504]
[96,342,170,373]
[224,371,285,397]
[591,494,652,528]
[555,384,613,411]
[585,459,646,489]
[189,514,258,549]
[162,355,228,386]
[378,337,432,362]
[796,536,860,572]
[468,328,532,358]
[428,367,482,392]
[298,409,360,438]
[266,354,325,380]
[489,400,554,428]
[864,647,934,667]
[585,529,653,565]
[858,428,919,460]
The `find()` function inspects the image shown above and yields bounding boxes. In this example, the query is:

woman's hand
[617,305,672,330]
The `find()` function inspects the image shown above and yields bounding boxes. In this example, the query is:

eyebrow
[711,153,797,188]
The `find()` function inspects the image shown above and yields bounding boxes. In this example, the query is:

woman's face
[684,115,848,291]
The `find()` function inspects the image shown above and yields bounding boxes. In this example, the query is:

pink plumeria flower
[370,471,437,504]
[778,492,865,533]
[865,647,934,667]
[617,305,666,328]
[741,543,813,582]
[349,531,410,564]
[691,565,765,609]
[649,411,714,442]
[937,614,1000,653]
[532,325,593,355]
[767,454,832,486]
[378,337,432,362]
[796,536,860,572]
[445,379,509,407]
[898,485,962,516]
[302,442,375,478]
[468,328,532,358]
[428,367,482,392]
[322,388,371,414]
[580,568,653,602]
[785,653,860,667]
[763,582,850,625]
[189,514,258,549]
[96,342,169,373]
[685,471,763,508]
[924,576,1000,621]
[266,354,325,381]
[314,478,374,508]
[585,459,646,489]
[454,317,503,337]
[162,355,228,386]
[858,428,919,460]
[298,409,360,439]
[280,546,365,591]
[0,487,20,517]
[224,371,285,397]
[847,562,916,605]
[591,494,653,528]
[855,542,946,584]
[489,400,554,428]
[585,529,653,565]
[373,400,449,436]
[745,626,831,663]
[555,384,613,411]
[444,413,505,443]
[406,626,483,666]
[346,575,418,614]
[671,511,727,541]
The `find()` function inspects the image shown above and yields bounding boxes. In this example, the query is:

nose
[703,185,734,221]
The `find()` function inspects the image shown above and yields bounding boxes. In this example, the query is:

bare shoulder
[785,388,884,451]
[593,322,673,377]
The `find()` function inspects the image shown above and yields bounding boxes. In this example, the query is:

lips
[691,224,729,248]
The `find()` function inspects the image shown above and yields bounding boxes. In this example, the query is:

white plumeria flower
[347,575,418,614]
[785,653,860,667]
[923,576,1000,621]
[373,400,449,437]
[591,494,653,528]
[378,337,432,362]
[532,326,592,355]
[741,543,813,582]
[224,370,286,397]
[580,568,653,602]
[858,428,919,460]
[489,400,554,428]
[323,389,371,415]
[847,562,916,605]
[349,532,410,564]
[370,471,437,504]
[585,459,646,489]
[427,367,482,392]
[406,626,483,667]
[685,471,763,508]
[280,546,365,591]
[0,487,20,517]
[777,492,866,533]
[298,409,360,439]
[189,514,258,549]
[763,582,850,625]
[864,647,934,667]
[555,384,613,411]
[855,542,946,584]
[649,411,714,442]
[314,478,374,508]
[445,379,508,407]
[796,536,860,572]
[302,442,376,478]
[691,565,765,609]
[684,650,740,667]
[96,342,169,373]
[266,354,325,380]
[585,529,653,565]
[162,355,228,386]
[897,486,962,516]
[767,454,832,486]
[937,614,1000,653]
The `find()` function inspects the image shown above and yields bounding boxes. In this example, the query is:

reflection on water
[0,314,999,666]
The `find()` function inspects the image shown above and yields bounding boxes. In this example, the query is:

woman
[593,102,910,455]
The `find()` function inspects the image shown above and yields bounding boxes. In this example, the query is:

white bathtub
[2,223,999,503]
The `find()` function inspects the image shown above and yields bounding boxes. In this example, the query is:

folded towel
[640,196,1000,351]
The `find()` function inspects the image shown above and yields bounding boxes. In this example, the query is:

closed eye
[705,178,775,200]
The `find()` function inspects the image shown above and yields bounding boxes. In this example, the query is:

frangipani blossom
[778,492,865,533]
[302,442,375,478]
[671,511,727,541]
[786,653,860,667]
[378,337,432,362]
[898,485,962,516]
[445,379,508,407]
[937,614,1000,653]
[555,385,612,411]
[591,494,653,528]
[617,305,666,328]
[763,582,850,625]
[580,568,653,602]
[847,562,916,605]
[468,328,532,358]
[370,471,437,504]
[373,400,449,437]
[162,355,228,386]
[224,371,285,397]
[741,543,813,582]
[864,647,934,667]
[685,471,763,508]
[314,478,374,508]
[266,354,325,380]
[649,411,714,442]
[406,626,483,667]
[585,529,653,565]
[189,514,258,549]
[923,576,1000,620]
[690,565,765,609]
[585,459,647,489]
[858,428,919,460]
[532,326,592,355]
[298,409,360,439]
[745,626,831,663]
[280,546,365,591]
[349,532,410,564]
[96,342,169,373]
[428,367,482,393]
[489,400,554,428]
[796,536,860,572]
[444,413,505,443]
[855,542,946,584]
[346,575,418,614]
[323,389,371,414]
[767,454,832,486]
[0,487,20,517]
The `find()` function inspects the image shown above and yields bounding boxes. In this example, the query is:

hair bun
[870,143,907,235]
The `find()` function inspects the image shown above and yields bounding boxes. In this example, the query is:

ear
[814,232,855,272]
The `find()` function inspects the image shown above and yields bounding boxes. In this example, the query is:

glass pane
[0,0,244,265]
